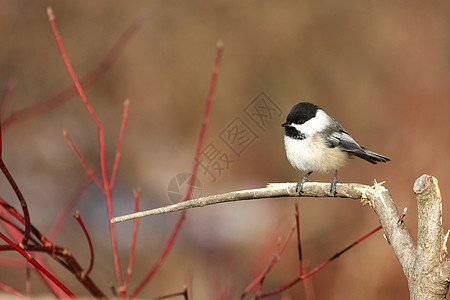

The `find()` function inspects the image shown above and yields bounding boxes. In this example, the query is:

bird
[282,102,390,196]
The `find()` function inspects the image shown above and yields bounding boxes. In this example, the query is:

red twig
[0,281,26,298]
[0,79,15,119]
[0,159,31,247]
[47,173,92,240]
[302,225,382,279]
[47,7,123,292]
[295,201,315,299]
[0,200,28,244]
[47,7,100,124]
[0,114,31,246]
[1,10,145,131]
[73,211,94,277]
[35,265,72,299]
[152,288,188,300]
[63,131,103,189]
[123,188,141,292]
[0,216,39,246]
[241,225,296,299]
[398,207,407,225]
[0,198,51,246]
[295,201,302,276]
[110,99,130,190]
[0,231,76,298]
[0,200,66,298]
[129,41,224,299]
[1,201,105,297]
[259,225,383,298]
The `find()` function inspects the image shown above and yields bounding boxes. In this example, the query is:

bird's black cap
[283,102,320,126]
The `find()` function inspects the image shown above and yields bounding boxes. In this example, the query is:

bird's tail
[354,149,391,164]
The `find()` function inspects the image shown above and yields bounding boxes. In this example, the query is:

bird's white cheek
[291,109,330,135]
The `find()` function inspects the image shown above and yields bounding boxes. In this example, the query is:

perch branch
[111,182,367,223]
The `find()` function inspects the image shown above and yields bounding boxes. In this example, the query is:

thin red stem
[0,231,76,298]
[295,202,315,299]
[110,99,130,190]
[47,7,100,124]
[2,11,145,131]
[260,225,383,298]
[47,7,123,290]
[152,289,188,300]
[295,201,302,276]
[0,159,31,246]
[73,211,94,277]
[129,41,224,300]
[398,208,407,224]
[0,281,26,298]
[0,198,51,246]
[0,200,66,298]
[260,277,301,298]
[63,131,103,189]
[189,40,223,191]
[301,225,382,279]
[0,216,39,245]
[0,79,15,118]
[241,225,295,299]
[0,199,28,244]
[123,188,141,291]
[33,257,70,298]
[47,173,92,240]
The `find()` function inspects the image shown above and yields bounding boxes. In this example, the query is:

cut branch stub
[410,175,449,299]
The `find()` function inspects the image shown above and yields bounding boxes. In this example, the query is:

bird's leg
[330,170,339,196]
[296,171,313,194]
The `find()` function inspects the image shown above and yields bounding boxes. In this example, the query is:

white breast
[284,134,348,173]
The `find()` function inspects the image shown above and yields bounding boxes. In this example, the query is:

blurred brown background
[1,1,450,299]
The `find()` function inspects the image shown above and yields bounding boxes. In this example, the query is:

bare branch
[410,175,450,299]
[362,182,416,278]
[111,182,368,223]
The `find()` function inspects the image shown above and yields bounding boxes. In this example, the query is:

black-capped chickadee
[282,102,390,196]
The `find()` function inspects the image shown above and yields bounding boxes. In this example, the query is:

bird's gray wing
[321,119,381,164]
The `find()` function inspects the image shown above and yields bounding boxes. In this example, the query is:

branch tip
[47,7,55,21]
[133,187,141,196]
[124,98,130,107]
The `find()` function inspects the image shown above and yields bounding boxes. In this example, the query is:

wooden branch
[111,182,368,223]
[410,175,450,299]
[112,175,450,298]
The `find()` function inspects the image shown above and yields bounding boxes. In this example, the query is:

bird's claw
[296,171,313,195]
[330,177,340,197]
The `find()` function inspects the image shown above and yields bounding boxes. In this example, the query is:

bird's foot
[296,171,313,194]
[330,171,339,197]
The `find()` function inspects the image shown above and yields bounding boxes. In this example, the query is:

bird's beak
[281,122,289,127]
